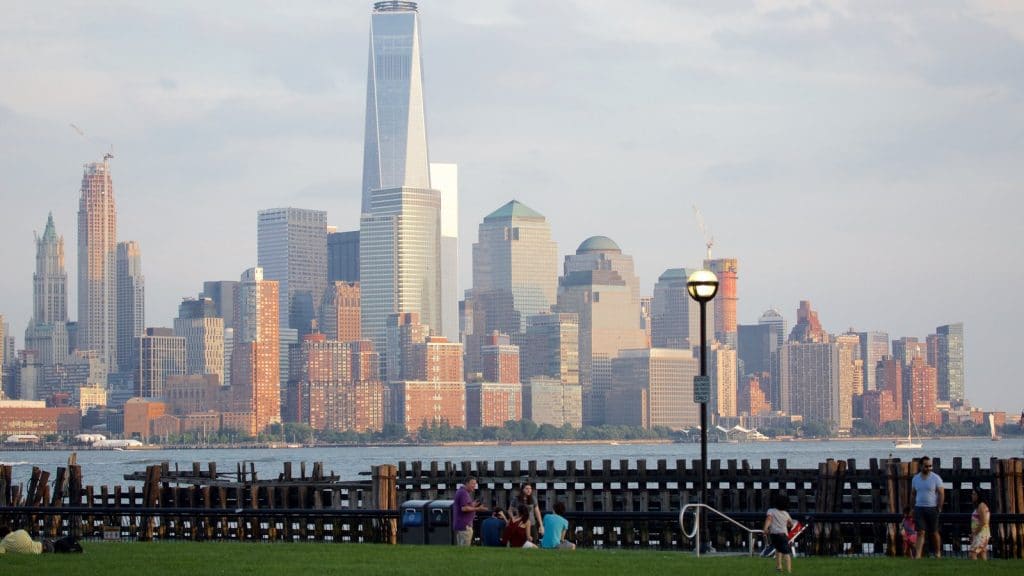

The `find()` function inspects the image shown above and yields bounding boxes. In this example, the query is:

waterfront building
[77,157,118,373]
[481,332,520,385]
[556,236,646,426]
[389,380,466,431]
[856,331,889,392]
[173,297,225,385]
[257,207,328,337]
[466,381,522,428]
[164,374,225,415]
[862,388,898,428]
[135,328,186,398]
[231,267,280,434]
[705,258,738,348]
[835,333,862,430]
[935,323,964,404]
[523,376,582,428]
[327,230,360,283]
[115,241,144,377]
[467,200,558,375]
[607,348,699,430]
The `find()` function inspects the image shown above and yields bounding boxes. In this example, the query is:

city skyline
[0,1,1021,413]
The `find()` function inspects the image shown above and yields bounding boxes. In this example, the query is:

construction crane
[692,204,714,260]
[70,123,114,162]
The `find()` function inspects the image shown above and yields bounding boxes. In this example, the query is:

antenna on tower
[692,204,714,261]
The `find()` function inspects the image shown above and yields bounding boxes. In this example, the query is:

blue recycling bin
[399,500,432,544]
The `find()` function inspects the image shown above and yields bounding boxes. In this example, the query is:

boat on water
[893,402,923,450]
[989,414,1001,442]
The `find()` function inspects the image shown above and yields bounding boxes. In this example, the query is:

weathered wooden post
[372,464,398,544]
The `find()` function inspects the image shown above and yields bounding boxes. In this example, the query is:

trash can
[399,500,432,545]
[426,499,456,545]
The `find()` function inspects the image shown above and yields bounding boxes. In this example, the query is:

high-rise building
[710,345,737,419]
[835,333,861,431]
[77,157,117,373]
[257,208,328,337]
[857,331,889,392]
[480,333,520,385]
[779,341,841,431]
[467,200,558,375]
[360,186,441,380]
[25,213,69,367]
[651,268,699,349]
[201,280,238,386]
[384,312,430,383]
[327,230,360,283]
[320,281,361,343]
[876,357,904,421]
[231,267,280,434]
[430,162,459,342]
[892,337,926,367]
[607,348,699,429]
[173,297,225,385]
[906,357,940,426]
[360,0,431,213]
[936,323,964,404]
[135,328,186,398]
[523,376,582,428]
[758,308,787,348]
[523,313,579,386]
[557,237,646,426]
[788,300,826,344]
[738,374,771,416]
[705,258,738,347]
[466,380,521,428]
[116,241,144,376]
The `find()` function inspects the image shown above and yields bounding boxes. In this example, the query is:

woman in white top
[763,493,795,574]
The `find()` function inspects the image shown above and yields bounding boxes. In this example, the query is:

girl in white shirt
[763,493,795,573]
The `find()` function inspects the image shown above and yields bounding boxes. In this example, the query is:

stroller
[761,520,809,558]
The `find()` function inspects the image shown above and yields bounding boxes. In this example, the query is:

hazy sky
[1,1,1022,414]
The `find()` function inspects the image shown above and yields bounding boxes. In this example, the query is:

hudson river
[2,437,1021,488]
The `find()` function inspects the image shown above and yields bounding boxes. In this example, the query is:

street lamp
[686,269,718,554]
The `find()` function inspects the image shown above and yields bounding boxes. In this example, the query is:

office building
[467,200,558,374]
[173,297,225,385]
[327,230,360,283]
[430,162,459,342]
[24,213,69,367]
[711,344,737,419]
[77,157,118,372]
[779,341,842,432]
[257,207,328,337]
[135,328,186,398]
[936,323,964,404]
[651,268,699,349]
[607,348,699,429]
[556,237,646,426]
[320,281,361,343]
[856,331,889,392]
[116,241,145,375]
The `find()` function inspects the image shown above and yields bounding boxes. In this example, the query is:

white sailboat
[989,413,1001,442]
[893,402,923,450]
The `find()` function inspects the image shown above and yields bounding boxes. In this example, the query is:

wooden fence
[2,455,1021,557]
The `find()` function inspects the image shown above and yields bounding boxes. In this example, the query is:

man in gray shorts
[911,455,945,559]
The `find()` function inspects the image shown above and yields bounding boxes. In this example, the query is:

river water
[2,437,1022,489]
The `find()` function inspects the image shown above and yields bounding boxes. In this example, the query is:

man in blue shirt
[541,501,575,550]
[911,455,945,559]
[480,510,507,547]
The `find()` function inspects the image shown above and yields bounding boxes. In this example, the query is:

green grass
[1,542,1021,575]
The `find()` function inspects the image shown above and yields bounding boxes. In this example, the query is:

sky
[1,0,1022,414]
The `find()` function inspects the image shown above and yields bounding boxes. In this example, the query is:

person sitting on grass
[0,525,44,554]
[540,501,575,550]
[480,509,507,547]
[501,505,537,548]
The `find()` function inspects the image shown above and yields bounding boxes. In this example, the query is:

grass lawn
[1,542,1021,575]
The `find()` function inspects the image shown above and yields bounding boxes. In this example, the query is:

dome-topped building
[576,235,621,254]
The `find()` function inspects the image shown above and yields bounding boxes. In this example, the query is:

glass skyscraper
[257,207,328,337]
[360,1,431,214]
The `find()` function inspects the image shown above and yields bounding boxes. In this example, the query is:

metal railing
[680,503,763,557]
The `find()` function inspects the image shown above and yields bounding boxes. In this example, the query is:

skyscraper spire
[360,0,431,213]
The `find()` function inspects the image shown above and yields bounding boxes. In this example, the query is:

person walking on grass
[763,493,795,574]
[911,455,945,559]
[453,476,488,546]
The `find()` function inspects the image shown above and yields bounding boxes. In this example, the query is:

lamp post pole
[686,269,718,555]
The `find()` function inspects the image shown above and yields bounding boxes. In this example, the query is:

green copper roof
[577,235,621,254]
[484,200,545,221]
[41,212,57,242]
